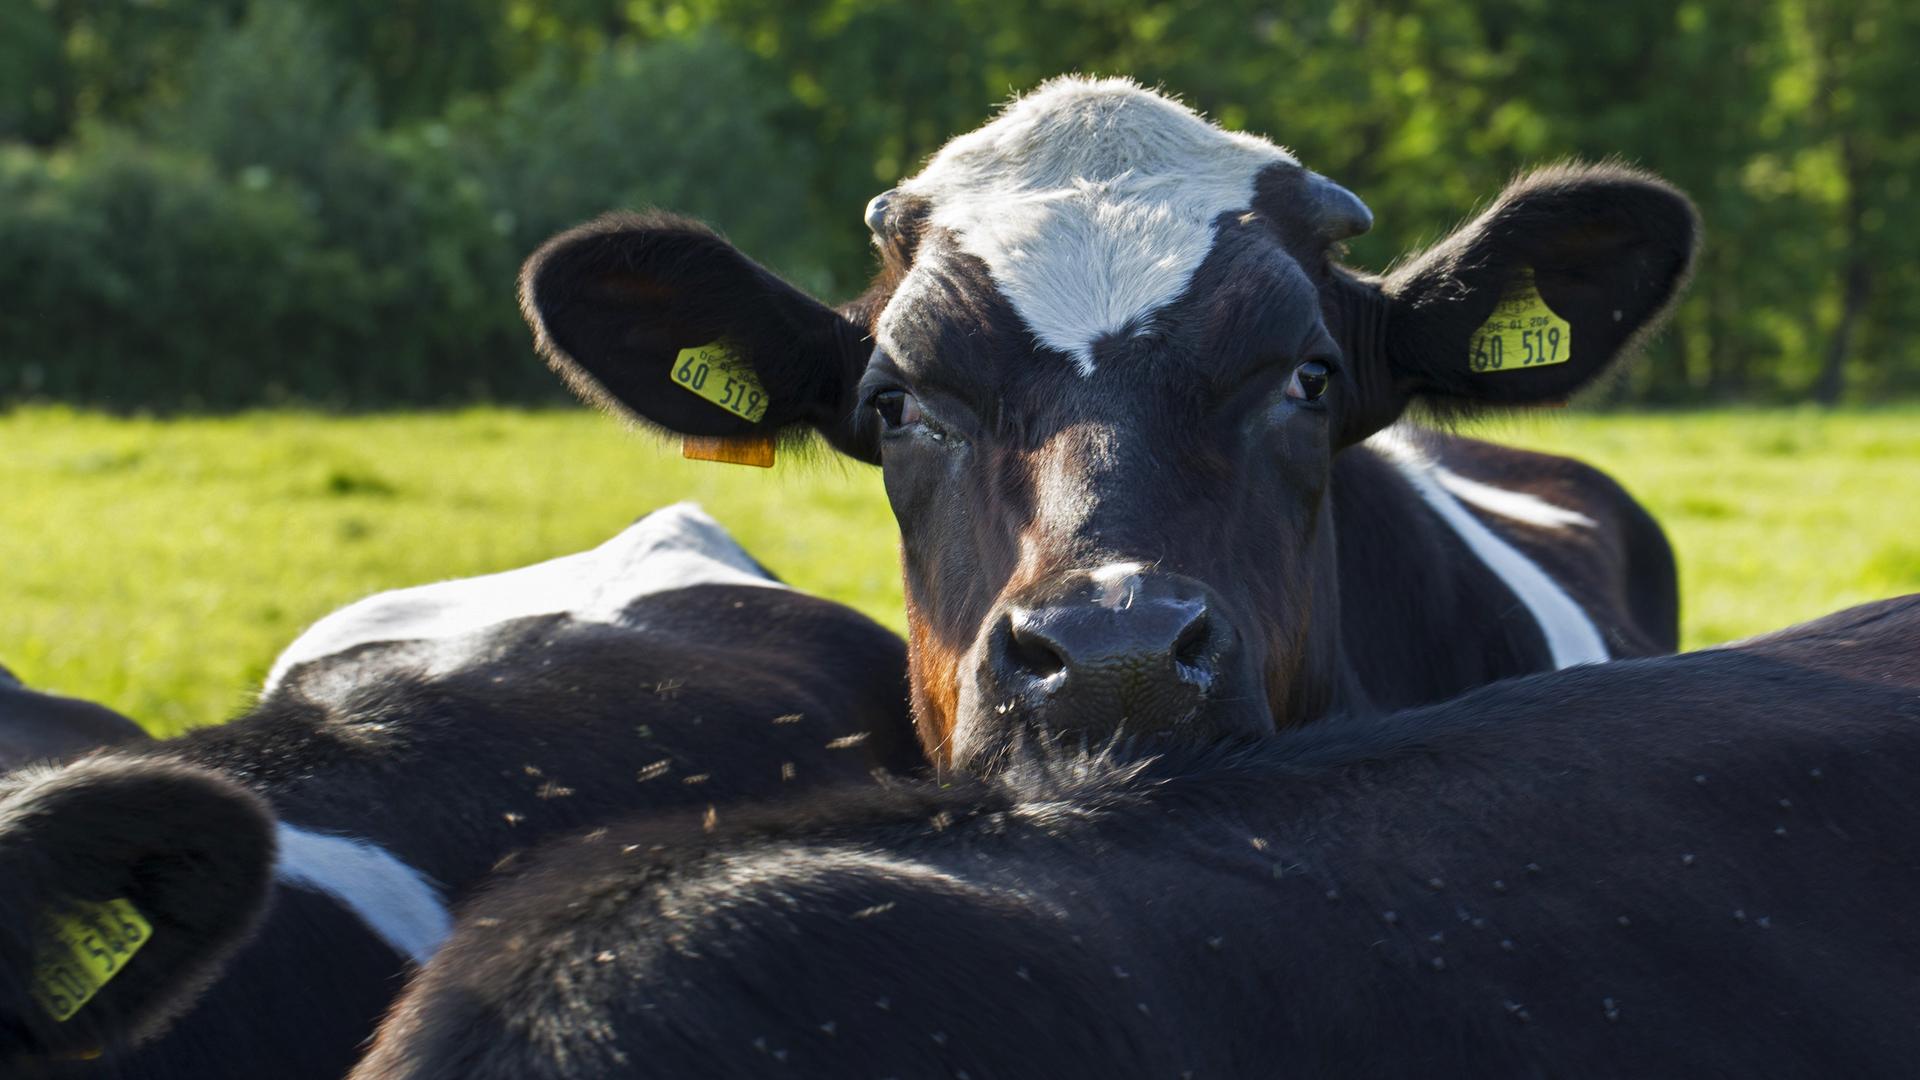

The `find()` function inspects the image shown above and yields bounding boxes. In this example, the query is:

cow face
[523,77,1697,770]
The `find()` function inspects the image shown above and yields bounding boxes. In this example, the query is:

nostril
[1005,614,1068,680]
[1172,608,1212,671]
[1006,611,1082,676]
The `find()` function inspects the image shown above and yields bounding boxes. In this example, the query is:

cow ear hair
[1377,163,1698,412]
[521,213,879,463]
[0,759,277,1059]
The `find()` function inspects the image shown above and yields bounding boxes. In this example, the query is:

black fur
[357,596,1920,1079]
[0,565,919,1077]
[0,679,149,771]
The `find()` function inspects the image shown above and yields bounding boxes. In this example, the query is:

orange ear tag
[681,435,777,468]
[668,342,775,468]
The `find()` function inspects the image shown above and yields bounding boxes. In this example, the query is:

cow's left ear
[1371,164,1698,418]
[521,212,879,463]
[0,759,276,1060]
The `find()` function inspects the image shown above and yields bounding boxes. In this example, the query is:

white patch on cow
[688,847,1001,917]
[1433,469,1598,530]
[273,822,451,966]
[263,503,782,692]
[884,76,1296,376]
[1367,428,1609,667]
[1089,561,1147,611]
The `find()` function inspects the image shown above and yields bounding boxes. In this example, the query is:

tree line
[2,0,1913,408]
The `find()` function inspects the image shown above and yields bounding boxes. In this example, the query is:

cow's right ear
[1372,165,1698,419]
[0,759,276,1062]
[521,213,879,463]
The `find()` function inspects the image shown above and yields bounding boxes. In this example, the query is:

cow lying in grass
[348,595,1920,1079]
[522,76,1698,771]
[0,665,147,771]
[0,504,918,1079]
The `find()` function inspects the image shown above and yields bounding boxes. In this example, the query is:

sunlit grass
[0,406,899,735]
[2,405,1914,736]
[1474,407,1920,651]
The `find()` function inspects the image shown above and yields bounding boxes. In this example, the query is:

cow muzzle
[952,565,1265,770]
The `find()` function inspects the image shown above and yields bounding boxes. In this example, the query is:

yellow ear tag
[1469,268,1573,373]
[668,342,770,423]
[31,897,153,1022]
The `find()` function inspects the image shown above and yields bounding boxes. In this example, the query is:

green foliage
[18,0,245,140]
[0,18,821,408]
[452,32,824,288]
[0,132,371,406]
[2,406,1912,736]
[304,0,521,122]
[1,0,1917,406]
[0,0,68,144]
[146,0,378,191]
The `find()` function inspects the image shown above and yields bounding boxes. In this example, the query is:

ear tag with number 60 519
[669,342,776,468]
[1469,268,1572,374]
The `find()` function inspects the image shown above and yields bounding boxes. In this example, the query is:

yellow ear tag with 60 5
[1469,268,1572,374]
[31,897,153,1021]
[669,342,776,468]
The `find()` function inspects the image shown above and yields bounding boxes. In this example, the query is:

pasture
[2,405,1914,737]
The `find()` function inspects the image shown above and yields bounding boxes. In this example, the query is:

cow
[348,595,1920,1079]
[0,666,148,771]
[519,76,1698,773]
[0,504,919,1079]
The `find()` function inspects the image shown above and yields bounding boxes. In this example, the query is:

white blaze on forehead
[263,503,782,692]
[885,76,1296,376]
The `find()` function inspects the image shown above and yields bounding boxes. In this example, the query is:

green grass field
[3,405,1915,737]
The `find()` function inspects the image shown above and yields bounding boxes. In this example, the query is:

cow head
[0,669,150,772]
[0,758,275,1063]
[522,77,1697,771]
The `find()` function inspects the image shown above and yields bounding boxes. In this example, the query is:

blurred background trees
[1,0,1914,408]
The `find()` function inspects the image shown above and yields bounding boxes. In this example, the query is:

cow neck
[136,696,539,963]
[120,734,461,968]
[269,820,450,967]
[1329,269,1399,438]
[174,707,495,968]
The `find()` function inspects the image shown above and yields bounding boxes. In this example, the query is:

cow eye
[1285,360,1332,403]
[872,389,924,430]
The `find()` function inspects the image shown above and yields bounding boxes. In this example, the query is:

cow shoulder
[1713,594,1920,689]
[1414,431,1679,655]
[1327,440,1552,707]
[264,503,784,693]
[353,783,1148,1080]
